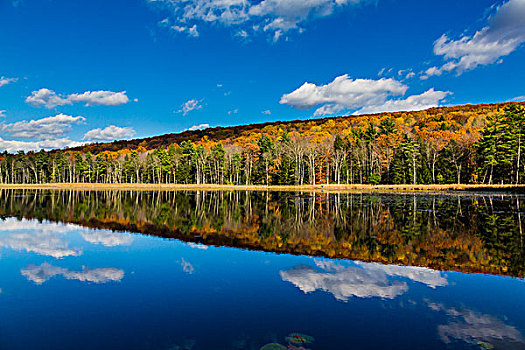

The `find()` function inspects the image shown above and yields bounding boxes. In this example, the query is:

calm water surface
[0,190,524,349]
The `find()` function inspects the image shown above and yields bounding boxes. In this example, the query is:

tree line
[1,104,524,186]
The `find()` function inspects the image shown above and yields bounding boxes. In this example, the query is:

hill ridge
[67,101,521,154]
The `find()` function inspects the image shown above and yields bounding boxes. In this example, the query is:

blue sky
[0,0,524,152]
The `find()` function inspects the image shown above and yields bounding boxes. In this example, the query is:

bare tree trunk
[432,153,436,184]
[412,155,417,185]
[517,128,521,184]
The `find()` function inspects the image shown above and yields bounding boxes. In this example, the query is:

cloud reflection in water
[21,263,124,284]
[0,218,133,258]
[0,219,81,258]
[426,301,525,349]
[80,230,133,247]
[281,260,448,301]
[180,257,195,274]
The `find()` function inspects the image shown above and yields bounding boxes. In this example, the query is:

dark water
[0,190,524,349]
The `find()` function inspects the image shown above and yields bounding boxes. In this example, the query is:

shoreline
[1,183,525,192]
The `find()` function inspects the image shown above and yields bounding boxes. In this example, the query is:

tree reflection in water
[0,189,524,277]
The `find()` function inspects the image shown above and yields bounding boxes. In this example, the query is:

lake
[0,189,524,349]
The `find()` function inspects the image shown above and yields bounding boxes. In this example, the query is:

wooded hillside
[2,101,525,186]
[69,102,511,154]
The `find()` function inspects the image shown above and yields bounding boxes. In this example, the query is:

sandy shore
[0,183,524,192]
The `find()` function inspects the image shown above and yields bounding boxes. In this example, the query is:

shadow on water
[0,189,524,277]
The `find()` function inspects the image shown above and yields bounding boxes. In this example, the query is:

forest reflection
[0,189,524,277]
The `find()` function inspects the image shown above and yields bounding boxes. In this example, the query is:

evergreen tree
[399,134,420,185]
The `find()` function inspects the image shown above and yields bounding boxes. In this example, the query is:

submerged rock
[477,341,494,349]
[285,333,315,345]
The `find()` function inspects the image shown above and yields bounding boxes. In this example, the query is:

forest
[1,102,524,186]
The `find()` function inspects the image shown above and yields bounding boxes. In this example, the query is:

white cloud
[280,74,450,116]
[424,0,525,78]
[21,263,124,284]
[354,88,452,115]
[313,103,345,116]
[427,301,525,347]
[235,29,249,39]
[187,123,210,131]
[171,24,200,37]
[26,88,130,108]
[25,89,67,109]
[262,109,271,115]
[171,25,185,32]
[188,24,200,37]
[0,110,5,118]
[0,76,17,88]
[0,112,86,152]
[150,0,369,40]
[1,113,85,140]
[398,69,415,80]
[228,108,239,115]
[82,125,136,142]
[177,99,203,115]
[281,75,407,109]
[150,0,250,27]
[0,113,88,152]
[378,67,392,77]
[67,90,130,106]
[280,260,447,302]
[0,137,82,153]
